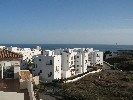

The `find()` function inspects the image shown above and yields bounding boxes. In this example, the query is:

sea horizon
[1,43,133,45]
[0,44,133,52]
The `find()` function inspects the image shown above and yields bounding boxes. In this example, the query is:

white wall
[93,51,103,66]
[33,55,61,82]
[0,91,24,100]
[7,47,41,69]
[75,53,82,74]
[33,76,39,85]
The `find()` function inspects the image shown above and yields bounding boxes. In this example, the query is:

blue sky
[0,0,133,44]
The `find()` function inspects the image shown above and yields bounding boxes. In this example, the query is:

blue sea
[1,44,133,52]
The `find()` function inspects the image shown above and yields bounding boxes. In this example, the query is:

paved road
[102,62,111,70]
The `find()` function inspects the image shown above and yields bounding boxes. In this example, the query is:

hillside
[55,71,133,100]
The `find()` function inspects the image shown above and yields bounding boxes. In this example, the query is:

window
[71,57,73,60]
[48,72,52,77]
[85,60,87,63]
[97,54,100,57]
[49,60,52,65]
[67,55,68,57]
[56,66,58,71]
[67,60,68,63]
[77,65,79,67]
[40,70,42,73]
[77,56,79,58]
[39,59,41,61]
[36,64,37,68]
[71,61,73,64]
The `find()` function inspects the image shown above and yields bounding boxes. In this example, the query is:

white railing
[65,69,102,83]
[103,61,113,67]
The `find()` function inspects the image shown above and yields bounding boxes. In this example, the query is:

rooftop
[0,49,23,60]
[20,70,30,81]
[0,79,30,100]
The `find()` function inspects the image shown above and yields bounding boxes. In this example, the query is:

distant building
[105,53,118,59]
[6,46,41,69]
[92,50,103,66]
[32,48,103,82]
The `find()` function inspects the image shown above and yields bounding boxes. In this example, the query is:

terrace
[0,79,30,100]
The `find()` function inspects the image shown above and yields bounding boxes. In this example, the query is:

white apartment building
[6,46,41,69]
[32,48,103,82]
[32,54,61,82]
[61,48,76,78]
[0,46,5,49]
[91,50,103,66]
[74,48,94,74]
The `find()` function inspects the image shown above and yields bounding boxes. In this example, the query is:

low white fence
[103,61,113,67]
[65,69,102,83]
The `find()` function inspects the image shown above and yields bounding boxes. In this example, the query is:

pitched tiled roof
[0,49,23,60]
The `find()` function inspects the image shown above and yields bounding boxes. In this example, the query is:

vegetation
[105,57,127,65]
[103,51,112,59]
[34,82,45,92]
[115,62,133,71]
[55,71,133,100]
[27,59,35,74]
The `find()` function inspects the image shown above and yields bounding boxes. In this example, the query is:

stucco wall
[0,91,24,100]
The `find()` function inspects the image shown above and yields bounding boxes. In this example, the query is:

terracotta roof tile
[0,49,23,60]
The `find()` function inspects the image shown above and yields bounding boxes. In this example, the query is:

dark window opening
[71,61,73,64]
[40,70,42,73]
[48,72,52,77]
[50,60,52,65]
[36,64,37,68]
